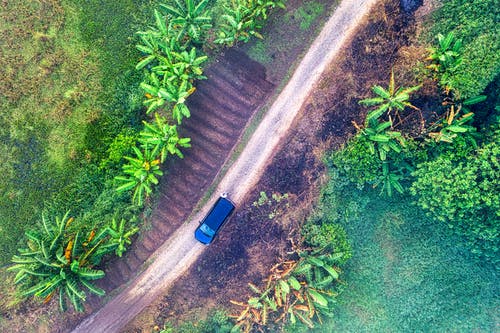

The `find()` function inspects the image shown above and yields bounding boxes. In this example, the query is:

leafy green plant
[357,118,405,161]
[171,47,208,81]
[159,0,212,44]
[215,2,263,46]
[8,212,113,312]
[106,218,139,257]
[427,95,485,144]
[135,10,181,71]
[139,113,191,162]
[426,0,500,99]
[115,146,163,207]
[328,136,383,186]
[160,309,232,333]
[230,219,350,332]
[373,162,404,197]
[359,70,421,124]
[215,0,285,46]
[426,32,462,75]
[140,73,195,122]
[252,191,289,219]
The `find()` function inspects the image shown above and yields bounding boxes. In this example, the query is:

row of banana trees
[115,0,286,207]
[7,0,287,314]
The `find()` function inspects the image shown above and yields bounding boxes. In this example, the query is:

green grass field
[315,172,499,332]
[0,0,154,263]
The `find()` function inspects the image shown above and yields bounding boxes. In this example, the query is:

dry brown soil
[125,0,421,331]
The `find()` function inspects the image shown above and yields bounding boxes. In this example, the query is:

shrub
[327,136,383,187]
[410,128,500,261]
[302,221,352,265]
[160,309,232,333]
[426,0,500,99]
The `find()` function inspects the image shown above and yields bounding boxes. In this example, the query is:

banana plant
[103,218,139,258]
[140,72,168,114]
[251,0,286,20]
[373,162,404,197]
[139,113,191,162]
[359,70,421,124]
[171,47,208,81]
[215,3,263,46]
[231,249,341,331]
[428,95,485,144]
[427,32,462,73]
[115,146,163,207]
[359,118,405,161]
[159,0,212,44]
[158,79,195,124]
[8,212,109,312]
[135,10,182,70]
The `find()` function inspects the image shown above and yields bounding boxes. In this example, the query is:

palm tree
[359,70,421,124]
[427,32,462,73]
[139,113,191,162]
[135,10,181,70]
[356,117,405,161]
[159,0,212,44]
[215,3,263,46]
[8,212,109,312]
[115,146,163,207]
[171,47,208,81]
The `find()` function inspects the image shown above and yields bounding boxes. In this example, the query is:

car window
[200,223,215,237]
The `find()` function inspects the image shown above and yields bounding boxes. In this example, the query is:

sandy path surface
[72,0,378,331]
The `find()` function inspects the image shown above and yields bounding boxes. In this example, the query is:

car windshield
[200,223,215,237]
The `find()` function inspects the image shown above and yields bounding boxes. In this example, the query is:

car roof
[203,197,235,230]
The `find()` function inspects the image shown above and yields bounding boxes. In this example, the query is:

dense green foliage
[411,127,500,261]
[161,309,233,333]
[7,212,136,312]
[427,0,500,98]
[331,38,499,259]
[0,0,152,265]
[2,0,285,316]
[315,170,499,332]
[215,0,286,45]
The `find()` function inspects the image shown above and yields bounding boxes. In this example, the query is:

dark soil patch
[124,0,423,331]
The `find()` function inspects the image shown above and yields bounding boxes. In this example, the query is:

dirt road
[72,0,378,331]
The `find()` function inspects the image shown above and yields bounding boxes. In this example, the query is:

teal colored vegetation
[314,170,499,332]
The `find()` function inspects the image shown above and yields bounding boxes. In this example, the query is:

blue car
[195,195,235,245]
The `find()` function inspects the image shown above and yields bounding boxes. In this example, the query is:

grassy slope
[0,0,153,265]
[317,174,499,332]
